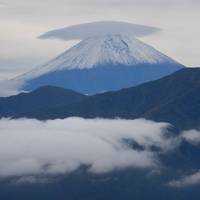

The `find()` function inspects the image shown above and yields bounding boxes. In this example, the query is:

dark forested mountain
[0,86,86,118]
[1,68,200,129]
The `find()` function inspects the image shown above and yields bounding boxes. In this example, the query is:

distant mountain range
[12,34,183,95]
[1,67,200,130]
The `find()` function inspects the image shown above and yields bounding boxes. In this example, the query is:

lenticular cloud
[39,21,160,41]
[0,118,172,177]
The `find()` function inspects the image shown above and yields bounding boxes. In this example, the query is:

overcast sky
[0,0,200,80]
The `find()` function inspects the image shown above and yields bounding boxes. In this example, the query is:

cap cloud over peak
[39,21,161,41]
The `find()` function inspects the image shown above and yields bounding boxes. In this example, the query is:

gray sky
[0,0,200,80]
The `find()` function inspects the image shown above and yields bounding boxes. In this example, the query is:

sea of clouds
[0,117,200,187]
[0,118,173,176]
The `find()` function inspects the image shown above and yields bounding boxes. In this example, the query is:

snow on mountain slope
[3,34,184,96]
[19,34,177,80]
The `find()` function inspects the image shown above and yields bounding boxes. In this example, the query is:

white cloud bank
[1,117,200,187]
[0,118,173,177]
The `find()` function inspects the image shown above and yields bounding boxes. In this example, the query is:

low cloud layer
[0,118,173,177]
[1,117,200,187]
[39,21,160,41]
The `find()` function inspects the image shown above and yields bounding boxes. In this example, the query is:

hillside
[1,68,200,129]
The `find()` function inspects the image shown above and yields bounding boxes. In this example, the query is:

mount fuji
[15,34,184,94]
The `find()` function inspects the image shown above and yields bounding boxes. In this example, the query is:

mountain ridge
[1,67,200,130]
[0,86,86,118]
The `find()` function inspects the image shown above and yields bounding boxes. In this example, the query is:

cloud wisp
[168,171,200,188]
[182,130,200,145]
[0,118,173,178]
[167,129,200,188]
[0,79,24,97]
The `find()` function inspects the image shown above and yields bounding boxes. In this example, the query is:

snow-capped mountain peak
[8,34,183,96]
[24,34,176,79]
